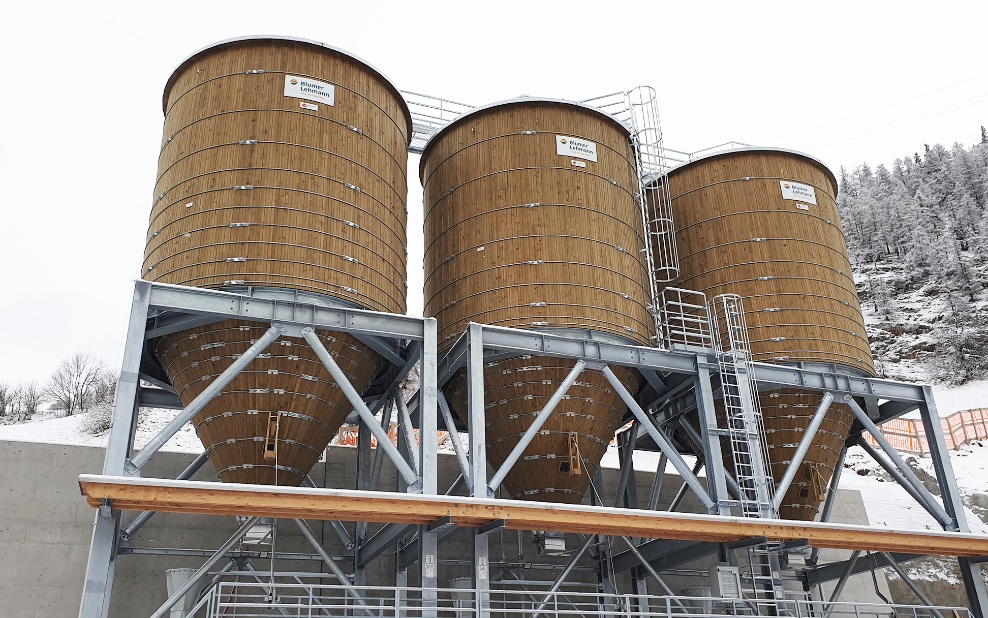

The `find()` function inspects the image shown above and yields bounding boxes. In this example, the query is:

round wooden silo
[143,37,410,486]
[664,148,874,520]
[421,98,650,503]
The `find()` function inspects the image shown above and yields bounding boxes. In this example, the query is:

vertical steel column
[354,417,373,586]
[919,386,988,617]
[419,318,440,616]
[694,362,732,515]
[466,324,490,615]
[79,280,150,618]
[394,405,410,613]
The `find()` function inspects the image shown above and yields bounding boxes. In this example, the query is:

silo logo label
[779,180,817,205]
[556,135,597,162]
[284,75,335,106]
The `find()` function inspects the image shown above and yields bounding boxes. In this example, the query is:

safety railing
[658,287,712,351]
[864,408,988,455]
[203,576,970,618]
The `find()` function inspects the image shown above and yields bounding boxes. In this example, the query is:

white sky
[1,1,986,383]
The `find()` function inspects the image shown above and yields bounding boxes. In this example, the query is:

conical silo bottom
[686,388,855,521]
[761,389,856,521]
[155,320,382,486]
[446,357,640,504]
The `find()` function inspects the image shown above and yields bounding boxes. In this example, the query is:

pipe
[129,325,283,471]
[772,392,834,512]
[677,417,743,500]
[149,516,261,618]
[823,549,861,618]
[857,439,952,528]
[488,360,586,493]
[668,460,704,512]
[647,452,668,511]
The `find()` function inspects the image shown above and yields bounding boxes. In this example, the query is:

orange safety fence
[865,408,988,455]
[335,424,453,449]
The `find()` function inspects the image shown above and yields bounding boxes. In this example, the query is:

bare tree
[0,381,13,418]
[17,381,44,421]
[45,353,115,416]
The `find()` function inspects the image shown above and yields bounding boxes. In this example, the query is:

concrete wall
[0,439,893,617]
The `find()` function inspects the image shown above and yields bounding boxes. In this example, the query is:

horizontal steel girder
[437,324,927,409]
[145,281,427,342]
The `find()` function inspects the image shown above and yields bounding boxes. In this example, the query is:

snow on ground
[839,444,988,534]
[928,379,988,415]
[0,408,203,453]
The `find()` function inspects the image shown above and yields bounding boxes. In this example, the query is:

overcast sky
[1,1,985,383]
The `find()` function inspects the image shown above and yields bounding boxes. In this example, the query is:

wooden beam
[79,475,988,559]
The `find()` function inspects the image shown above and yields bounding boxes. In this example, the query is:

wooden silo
[665,148,873,520]
[421,98,651,503]
[143,37,410,485]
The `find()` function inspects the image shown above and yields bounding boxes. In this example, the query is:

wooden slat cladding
[147,38,410,314]
[421,100,651,503]
[422,102,651,348]
[685,390,856,520]
[446,359,640,503]
[144,38,408,485]
[666,149,873,520]
[666,150,873,374]
[760,390,855,520]
[157,321,382,486]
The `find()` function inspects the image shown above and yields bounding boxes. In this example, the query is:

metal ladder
[709,294,786,600]
[626,86,679,340]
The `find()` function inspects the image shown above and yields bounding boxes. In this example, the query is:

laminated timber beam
[80,475,988,559]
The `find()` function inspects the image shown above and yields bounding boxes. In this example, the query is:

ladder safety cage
[626,86,680,315]
[709,293,784,599]
[708,294,776,517]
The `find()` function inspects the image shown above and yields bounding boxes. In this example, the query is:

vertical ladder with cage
[625,86,679,340]
[709,294,786,600]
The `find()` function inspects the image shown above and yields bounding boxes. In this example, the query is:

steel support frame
[78,281,437,618]
[83,298,982,618]
[445,322,983,616]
